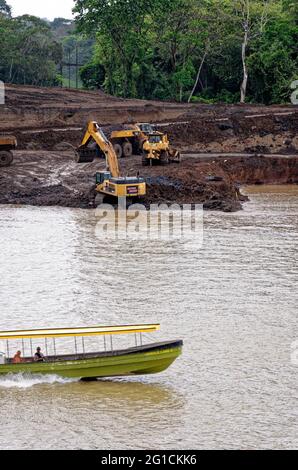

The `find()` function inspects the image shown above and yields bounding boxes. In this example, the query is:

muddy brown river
[0,185,297,450]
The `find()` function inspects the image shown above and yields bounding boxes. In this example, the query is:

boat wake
[0,373,78,389]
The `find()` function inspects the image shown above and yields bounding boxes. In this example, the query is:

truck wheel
[113,143,123,158]
[122,142,133,158]
[0,151,13,167]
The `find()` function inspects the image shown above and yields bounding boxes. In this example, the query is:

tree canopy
[0,2,63,86]
[0,0,296,103]
[74,0,298,104]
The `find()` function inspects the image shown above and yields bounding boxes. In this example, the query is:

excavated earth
[0,84,297,211]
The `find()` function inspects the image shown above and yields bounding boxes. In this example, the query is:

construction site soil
[0,84,297,211]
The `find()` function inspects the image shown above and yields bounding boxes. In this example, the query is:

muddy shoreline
[0,151,297,212]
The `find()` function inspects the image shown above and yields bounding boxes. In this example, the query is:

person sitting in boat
[34,347,46,362]
[12,350,23,364]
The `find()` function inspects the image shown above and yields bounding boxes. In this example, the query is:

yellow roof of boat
[0,324,160,341]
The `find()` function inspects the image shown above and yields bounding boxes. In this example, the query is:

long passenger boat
[0,324,183,379]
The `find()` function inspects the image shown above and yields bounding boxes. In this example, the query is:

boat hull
[0,341,182,379]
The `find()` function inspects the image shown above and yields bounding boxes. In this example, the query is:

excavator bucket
[76,146,96,163]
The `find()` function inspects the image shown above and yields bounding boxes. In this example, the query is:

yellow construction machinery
[110,122,180,166]
[142,132,181,166]
[110,124,149,158]
[0,136,17,167]
[76,121,146,204]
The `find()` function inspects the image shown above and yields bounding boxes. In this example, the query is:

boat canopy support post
[6,340,9,359]
[53,338,57,358]
[30,339,33,358]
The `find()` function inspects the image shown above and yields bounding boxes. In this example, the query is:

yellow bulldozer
[0,136,17,167]
[142,132,181,166]
[76,121,146,204]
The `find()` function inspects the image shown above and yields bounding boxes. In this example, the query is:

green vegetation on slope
[74,0,298,104]
[0,0,297,103]
[0,3,93,88]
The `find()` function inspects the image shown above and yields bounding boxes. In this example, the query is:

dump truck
[0,136,17,167]
[76,121,146,204]
[109,124,151,158]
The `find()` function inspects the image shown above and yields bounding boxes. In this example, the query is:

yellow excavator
[0,136,17,167]
[76,121,146,204]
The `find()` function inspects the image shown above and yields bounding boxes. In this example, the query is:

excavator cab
[95,171,111,185]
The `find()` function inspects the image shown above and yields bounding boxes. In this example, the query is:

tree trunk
[9,59,13,83]
[188,50,207,103]
[240,29,249,103]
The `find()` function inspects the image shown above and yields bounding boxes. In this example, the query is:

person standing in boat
[34,347,46,362]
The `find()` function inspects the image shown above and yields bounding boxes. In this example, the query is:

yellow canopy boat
[0,324,183,380]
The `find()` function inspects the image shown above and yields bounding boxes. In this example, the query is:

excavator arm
[77,121,120,178]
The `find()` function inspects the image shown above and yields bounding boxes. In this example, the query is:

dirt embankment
[1,151,297,212]
[2,84,297,156]
[166,110,298,155]
[0,151,241,211]
[0,84,297,211]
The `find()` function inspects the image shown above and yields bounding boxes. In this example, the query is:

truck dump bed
[0,136,17,149]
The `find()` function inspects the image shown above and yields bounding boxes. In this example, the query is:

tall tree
[0,14,63,86]
[232,0,273,102]
[74,0,160,97]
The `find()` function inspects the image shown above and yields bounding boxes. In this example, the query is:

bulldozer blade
[168,149,181,163]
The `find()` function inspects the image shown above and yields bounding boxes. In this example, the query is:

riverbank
[0,151,297,211]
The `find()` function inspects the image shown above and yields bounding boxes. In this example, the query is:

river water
[0,185,297,450]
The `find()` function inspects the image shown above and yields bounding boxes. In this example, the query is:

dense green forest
[0,0,297,104]
[0,1,93,88]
